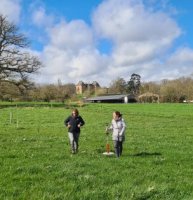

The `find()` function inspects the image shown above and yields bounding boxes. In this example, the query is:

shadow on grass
[129,152,162,157]
[16,127,25,130]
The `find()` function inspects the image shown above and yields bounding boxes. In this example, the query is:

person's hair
[72,108,79,115]
[114,111,122,118]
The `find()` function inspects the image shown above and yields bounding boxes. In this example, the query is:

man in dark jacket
[64,108,85,154]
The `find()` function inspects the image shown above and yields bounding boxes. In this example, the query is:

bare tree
[140,81,160,94]
[56,82,76,102]
[109,77,127,94]
[0,15,41,88]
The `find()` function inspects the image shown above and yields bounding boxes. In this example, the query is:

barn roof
[86,94,135,101]
[87,94,125,101]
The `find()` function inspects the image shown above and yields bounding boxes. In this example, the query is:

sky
[0,0,193,86]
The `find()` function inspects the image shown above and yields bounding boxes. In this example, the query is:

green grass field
[0,103,193,200]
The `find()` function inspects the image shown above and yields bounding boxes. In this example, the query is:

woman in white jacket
[107,111,126,157]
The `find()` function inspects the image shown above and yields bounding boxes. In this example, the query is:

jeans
[68,132,80,153]
[113,140,123,157]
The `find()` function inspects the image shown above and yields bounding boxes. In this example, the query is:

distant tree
[27,82,76,102]
[0,15,41,90]
[127,73,141,94]
[57,83,76,102]
[55,79,75,102]
[140,81,160,95]
[40,84,57,102]
[109,77,127,94]
[160,77,193,103]
[0,81,20,101]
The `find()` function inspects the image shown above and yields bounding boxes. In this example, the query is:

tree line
[101,76,193,103]
[1,75,193,103]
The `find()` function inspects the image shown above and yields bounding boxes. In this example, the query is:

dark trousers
[113,140,123,157]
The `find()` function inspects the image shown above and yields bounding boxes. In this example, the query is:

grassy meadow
[0,103,193,200]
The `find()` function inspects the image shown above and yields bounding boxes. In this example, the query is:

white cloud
[49,20,94,50]
[35,19,109,84]
[92,0,180,43]
[84,0,186,84]
[164,47,193,78]
[0,0,21,23]
[92,0,181,71]
[32,7,55,28]
[6,0,193,86]
[68,49,108,78]
[167,47,193,65]
[136,47,193,81]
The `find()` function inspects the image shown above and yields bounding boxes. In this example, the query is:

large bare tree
[0,14,41,88]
